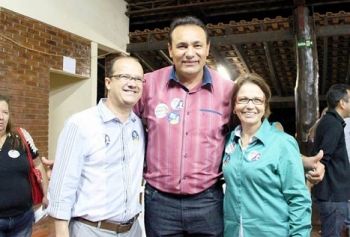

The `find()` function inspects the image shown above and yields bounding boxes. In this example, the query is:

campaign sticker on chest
[167,111,180,125]
[223,143,235,165]
[8,149,20,159]
[223,153,231,165]
[154,103,169,118]
[247,150,261,161]
[225,143,235,154]
[171,98,184,110]
[132,130,140,142]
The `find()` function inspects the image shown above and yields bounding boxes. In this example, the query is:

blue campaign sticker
[132,130,139,141]
[167,111,180,125]
[223,153,231,165]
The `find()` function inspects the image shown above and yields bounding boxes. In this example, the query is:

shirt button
[185,132,188,136]
[184,153,187,158]
[187,112,190,115]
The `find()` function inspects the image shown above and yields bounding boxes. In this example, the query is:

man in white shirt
[47,56,145,237]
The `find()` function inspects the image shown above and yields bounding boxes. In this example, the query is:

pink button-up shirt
[134,66,234,194]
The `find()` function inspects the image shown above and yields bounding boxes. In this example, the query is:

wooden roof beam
[345,55,350,84]
[127,24,350,52]
[233,44,251,73]
[321,37,329,95]
[133,53,155,72]
[158,50,172,65]
[127,29,294,52]
[317,25,350,37]
[263,42,282,96]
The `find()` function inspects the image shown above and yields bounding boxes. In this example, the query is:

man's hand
[302,150,325,184]
[306,162,325,184]
[41,157,54,180]
[302,150,323,170]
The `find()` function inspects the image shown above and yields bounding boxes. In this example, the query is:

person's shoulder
[209,68,234,85]
[66,106,97,125]
[145,66,172,80]
[319,112,342,128]
[269,127,297,146]
[208,68,234,96]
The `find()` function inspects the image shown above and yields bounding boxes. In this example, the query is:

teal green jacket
[222,119,311,237]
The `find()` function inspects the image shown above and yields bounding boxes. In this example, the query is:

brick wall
[0,8,91,156]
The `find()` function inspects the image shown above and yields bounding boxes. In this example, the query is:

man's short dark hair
[326,83,350,109]
[168,16,209,44]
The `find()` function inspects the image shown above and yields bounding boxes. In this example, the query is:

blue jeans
[346,201,350,225]
[317,201,348,237]
[0,209,34,237]
[144,183,224,237]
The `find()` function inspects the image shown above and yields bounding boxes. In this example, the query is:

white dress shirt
[47,99,145,222]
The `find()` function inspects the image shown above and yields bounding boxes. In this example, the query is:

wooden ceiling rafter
[321,18,329,95]
[232,44,251,73]
[263,41,282,96]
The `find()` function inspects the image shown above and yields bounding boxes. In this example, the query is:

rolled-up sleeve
[279,137,312,237]
[47,118,85,220]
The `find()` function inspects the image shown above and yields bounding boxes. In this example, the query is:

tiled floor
[32,217,54,237]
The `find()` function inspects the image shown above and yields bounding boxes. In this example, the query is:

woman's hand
[41,157,54,180]
[34,157,50,206]
[42,194,49,208]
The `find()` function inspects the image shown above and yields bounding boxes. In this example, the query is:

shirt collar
[97,98,138,123]
[232,119,271,146]
[169,65,213,86]
[327,109,346,127]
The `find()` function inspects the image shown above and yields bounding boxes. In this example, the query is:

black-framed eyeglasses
[110,74,144,83]
[236,97,265,105]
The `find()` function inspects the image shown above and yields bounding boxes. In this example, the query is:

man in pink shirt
[134,16,233,236]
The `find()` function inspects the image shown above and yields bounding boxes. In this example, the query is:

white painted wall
[48,69,93,159]
[48,42,98,160]
[0,0,129,53]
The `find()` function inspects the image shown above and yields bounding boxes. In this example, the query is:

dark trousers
[144,183,224,237]
[317,201,348,237]
[0,208,34,237]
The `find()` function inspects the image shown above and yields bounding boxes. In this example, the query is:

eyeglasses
[236,97,265,105]
[110,74,144,83]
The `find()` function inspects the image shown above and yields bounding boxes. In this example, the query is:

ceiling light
[217,65,231,80]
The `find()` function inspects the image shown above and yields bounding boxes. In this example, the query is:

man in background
[313,84,350,237]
